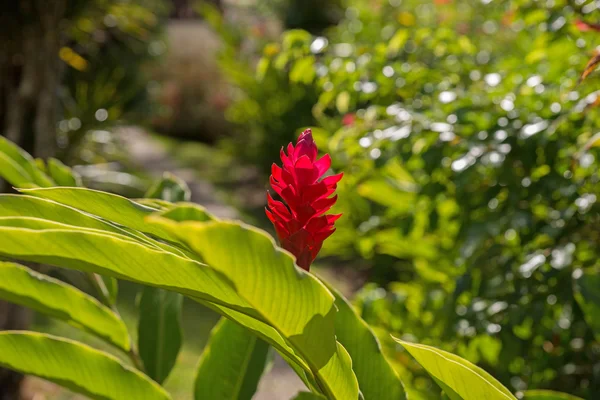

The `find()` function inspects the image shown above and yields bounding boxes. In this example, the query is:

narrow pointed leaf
[0,151,34,187]
[0,194,167,251]
[0,224,320,393]
[0,331,170,400]
[0,195,358,399]
[522,390,584,400]
[195,318,270,400]
[204,302,319,392]
[394,339,516,400]
[138,287,183,384]
[0,262,129,350]
[0,136,55,187]
[293,392,327,400]
[47,158,82,187]
[20,187,179,242]
[324,281,406,400]
[0,225,255,316]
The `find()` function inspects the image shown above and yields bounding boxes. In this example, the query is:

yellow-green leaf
[0,262,129,351]
[0,331,169,400]
[394,339,516,400]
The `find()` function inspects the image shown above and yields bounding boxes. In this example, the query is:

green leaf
[324,282,406,400]
[574,268,600,340]
[0,194,159,247]
[290,56,316,84]
[357,179,415,213]
[0,136,55,187]
[394,339,516,400]
[145,172,191,202]
[138,287,184,384]
[47,158,82,187]
[0,195,189,262]
[0,262,129,351]
[154,220,359,400]
[0,193,358,400]
[0,221,313,394]
[0,151,35,187]
[388,29,409,55]
[0,331,170,400]
[19,187,179,242]
[293,392,328,400]
[522,390,584,400]
[154,203,215,222]
[195,318,270,400]
[204,302,319,393]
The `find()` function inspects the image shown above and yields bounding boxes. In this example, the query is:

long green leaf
[293,392,328,400]
[0,262,129,351]
[0,224,316,395]
[522,390,584,400]
[0,151,34,187]
[0,194,187,257]
[0,331,170,400]
[0,222,355,399]
[0,195,163,249]
[574,268,600,340]
[324,282,405,400]
[152,220,359,400]
[0,136,55,187]
[47,158,82,187]
[0,192,358,399]
[138,287,183,384]
[195,318,270,400]
[204,302,319,393]
[20,187,178,242]
[0,225,255,316]
[394,339,516,400]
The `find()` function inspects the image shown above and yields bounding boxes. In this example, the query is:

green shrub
[220,0,600,397]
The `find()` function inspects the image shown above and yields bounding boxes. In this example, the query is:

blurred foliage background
[212,0,600,398]
[2,0,600,399]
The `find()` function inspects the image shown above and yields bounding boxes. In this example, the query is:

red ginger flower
[266,129,343,271]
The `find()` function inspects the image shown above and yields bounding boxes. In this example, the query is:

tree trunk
[0,0,66,398]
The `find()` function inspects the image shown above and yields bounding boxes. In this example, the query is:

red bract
[266,129,342,271]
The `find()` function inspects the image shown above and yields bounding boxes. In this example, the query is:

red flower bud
[266,129,342,271]
[575,19,600,32]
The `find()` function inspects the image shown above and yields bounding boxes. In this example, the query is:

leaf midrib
[232,332,258,399]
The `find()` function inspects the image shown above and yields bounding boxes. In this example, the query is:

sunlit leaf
[323,281,406,400]
[0,136,55,187]
[522,390,584,400]
[0,262,129,350]
[394,339,516,400]
[0,331,169,400]
[47,158,82,187]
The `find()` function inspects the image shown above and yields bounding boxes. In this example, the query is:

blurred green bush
[58,0,169,160]
[217,0,600,398]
